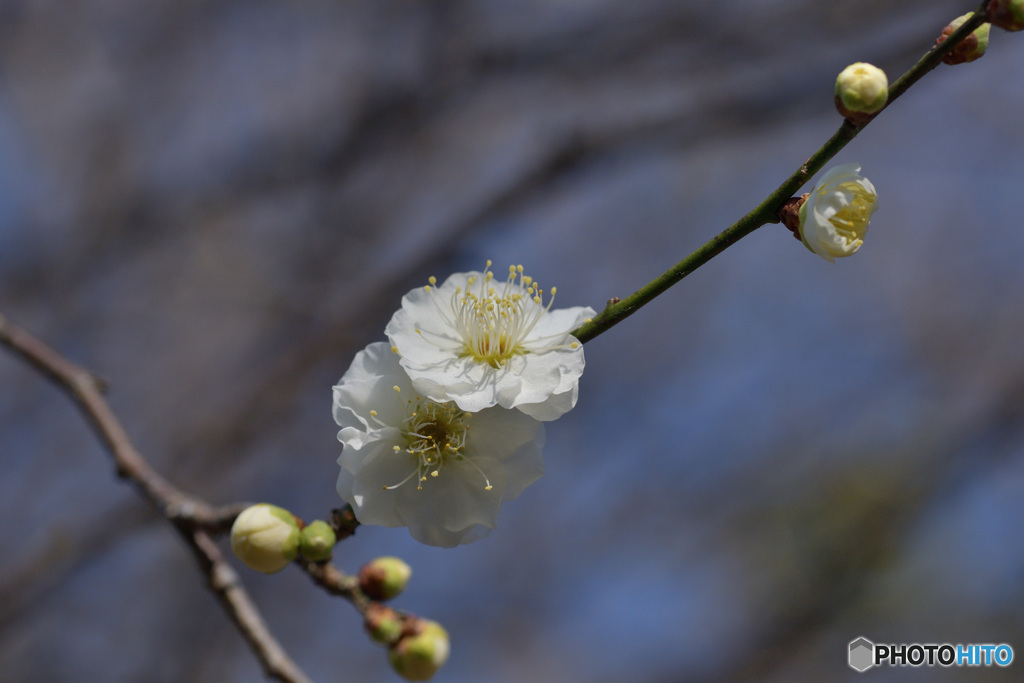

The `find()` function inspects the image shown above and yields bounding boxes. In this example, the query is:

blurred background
[2,0,1023,681]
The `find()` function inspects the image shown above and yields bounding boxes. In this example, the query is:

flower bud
[797,163,878,263]
[359,556,412,601]
[364,603,404,645]
[987,0,1024,32]
[834,62,888,123]
[936,13,991,64]
[230,504,300,574]
[388,620,450,681]
[298,520,336,562]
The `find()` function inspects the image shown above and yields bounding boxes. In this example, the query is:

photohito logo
[848,636,1014,672]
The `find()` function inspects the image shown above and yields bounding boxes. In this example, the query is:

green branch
[572,4,989,345]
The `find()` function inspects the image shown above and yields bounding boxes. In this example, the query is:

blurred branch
[0,312,246,531]
[572,2,988,345]
[297,558,370,611]
[0,312,311,683]
[192,530,314,683]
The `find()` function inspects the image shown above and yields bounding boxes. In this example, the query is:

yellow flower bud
[834,62,888,122]
[229,504,300,574]
[388,620,450,681]
[359,556,413,601]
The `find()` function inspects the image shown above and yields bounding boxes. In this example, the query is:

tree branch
[192,530,314,683]
[0,311,312,683]
[297,558,371,612]
[571,2,990,345]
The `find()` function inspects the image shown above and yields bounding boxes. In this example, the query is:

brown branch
[192,530,314,683]
[296,556,426,651]
[328,505,361,541]
[0,312,239,529]
[0,311,312,683]
[297,558,371,612]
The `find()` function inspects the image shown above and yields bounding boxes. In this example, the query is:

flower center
[375,386,491,492]
[423,261,574,369]
[403,400,466,477]
[827,182,876,242]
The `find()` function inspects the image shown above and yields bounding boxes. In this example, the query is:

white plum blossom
[799,163,878,262]
[385,262,596,421]
[334,342,545,547]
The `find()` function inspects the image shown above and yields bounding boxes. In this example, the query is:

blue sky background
[2,1,1023,681]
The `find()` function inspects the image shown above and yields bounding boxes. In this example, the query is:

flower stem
[572,4,989,345]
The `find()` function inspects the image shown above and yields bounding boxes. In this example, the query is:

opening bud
[834,62,888,123]
[987,0,1024,31]
[936,13,991,64]
[230,504,300,574]
[796,163,878,263]
[388,619,450,681]
[359,556,413,601]
[298,520,337,562]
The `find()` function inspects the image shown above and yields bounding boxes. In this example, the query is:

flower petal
[385,266,594,420]
[799,163,877,263]
[333,340,546,547]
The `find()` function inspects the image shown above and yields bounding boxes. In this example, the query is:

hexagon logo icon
[849,637,875,672]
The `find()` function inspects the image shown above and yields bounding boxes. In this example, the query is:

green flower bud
[359,556,412,601]
[936,13,991,64]
[987,0,1024,32]
[230,504,300,574]
[834,62,888,123]
[298,520,336,562]
[388,620,450,681]
[364,603,404,645]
